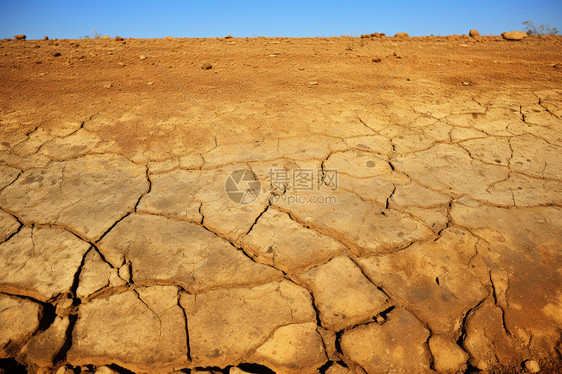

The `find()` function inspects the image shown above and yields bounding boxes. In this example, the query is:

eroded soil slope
[1,35,562,373]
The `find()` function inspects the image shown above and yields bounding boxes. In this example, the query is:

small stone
[372,57,382,62]
[147,81,154,86]
[14,34,26,40]
[139,55,147,60]
[469,29,480,37]
[553,63,562,70]
[502,31,527,41]
[309,81,319,85]
[299,67,305,70]
[39,72,47,76]
[395,32,409,38]
[94,366,120,374]
[52,51,61,57]
[117,62,125,67]
[462,81,470,86]
[103,82,112,89]
[201,63,212,70]
[115,36,124,41]
[524,360,540,373]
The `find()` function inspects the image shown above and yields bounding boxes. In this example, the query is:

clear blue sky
[1,0,561,39]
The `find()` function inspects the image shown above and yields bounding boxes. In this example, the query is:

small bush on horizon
[523,20,559,35]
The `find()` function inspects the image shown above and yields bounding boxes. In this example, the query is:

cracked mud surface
[1,35,561,373]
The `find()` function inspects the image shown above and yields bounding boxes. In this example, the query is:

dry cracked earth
[0,34,561,374]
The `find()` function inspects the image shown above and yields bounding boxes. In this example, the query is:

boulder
[469,29,480,37]
[502,31,527,40]
[395,32,409,38]
[14,34,26,40]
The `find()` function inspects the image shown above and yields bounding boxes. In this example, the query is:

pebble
[553,63,562,70]
[52,51,61,57]
[147,81,154,86]
[103,82,112,89]
[524,360,540,373]
[309,81,319,85]
[462,81,470,86]
[201,63,213,70]
[372,57,382,62]
[139,55,147,60]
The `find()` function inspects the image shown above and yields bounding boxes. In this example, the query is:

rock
[309,81,319,85]
[462,81,470,86]
[103,82,112,88]
[181,280,316,367]
[94,367,121,374]
[52,51,61,57]
[241,208,344,273]
[14,34,26,40]
[0,227,90,301]
[139,55,146,60]
[101,35,110,39]
[249,322,327,373]
[340,307,431,373]
[502,31,527,40]
[0,154,148,241]
[360,34,370,39]
[115,36,124,41]
[554,63,562,70]
[67,286,187,372]
[224,35,233,39]
[326,364,353,373]
[429,335,469,373]
[296,255,388,330]
[76,249,125,299]
[24,316,69,367]
[43,36,48,40]
[469,29,480,37]
[524,360,540,373]
[147,81,154,85]
[370,32,380,38]
[97,213,281,291]
[0,294,41,356]
[395,32,409,38]
[372,57,382,62]
[201,63,212,70]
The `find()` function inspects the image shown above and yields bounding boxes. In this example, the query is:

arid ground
[0,34,561,374]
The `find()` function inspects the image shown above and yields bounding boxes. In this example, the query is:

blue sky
[1,0,561,39]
